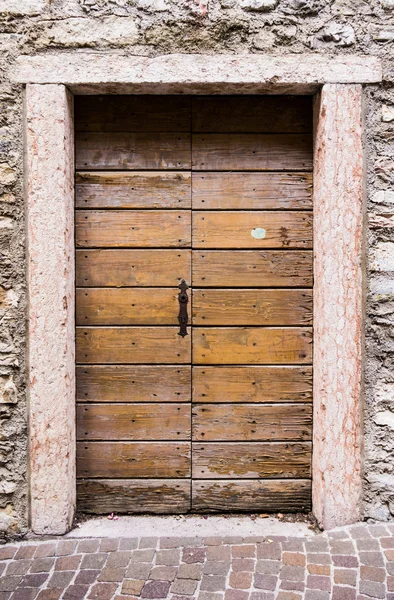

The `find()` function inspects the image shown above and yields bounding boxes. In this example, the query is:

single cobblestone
[182,547,206,564]
[254,573,277,590]
[333,568,357,585]
[201,575,227,592]
[256,559,281,575]
[0,524,393,599]
[121,578,145,594]
[150,566,178,581]
[170,577,198,594]
[156,549,181,566]
[77,540,100,554]
[229,571,253,589]
[307,564,330,576]
[126,562,152,579]
[232,558,254,572]
[203,561,231,575]
[177,562,202,579]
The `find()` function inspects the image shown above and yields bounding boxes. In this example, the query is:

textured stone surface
[12,53,382,95]
[240,0,279,11]
[40,16,139,48]
[0,0,46,14]
[26,84,75,535]
[0,0,393,537]
[313,84,364,530]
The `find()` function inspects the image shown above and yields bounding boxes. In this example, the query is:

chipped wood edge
[26,84,76,535]
[312,84,365,530]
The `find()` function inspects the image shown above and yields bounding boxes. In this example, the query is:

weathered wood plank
[76,172,191,209]
[193,327,312,365]
[77,403,190,440]
[192,366,312,403]
[77,479,191,514]
[75,95,191,132]
[192,442,311,478]
[77,442,191,478]
[77,365,191,403]
[76,132,191,170]
[192,96,313,133]
[192,251,313,287]
[76,288,185,325]
[193,211,312,249]
[192,289,312,326]
[76,210,191,248]
[192,172,313,210]
[76,327,191,364]
[192,404,312,441]
[192,134,313,171]
[76,249,191,287]
[192,480,312,512]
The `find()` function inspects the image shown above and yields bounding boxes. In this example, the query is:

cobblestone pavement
[1,523,394,600]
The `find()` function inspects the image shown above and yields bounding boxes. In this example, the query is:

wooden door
[75,95,313,514]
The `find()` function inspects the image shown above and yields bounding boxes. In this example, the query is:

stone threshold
[65,515,315,539]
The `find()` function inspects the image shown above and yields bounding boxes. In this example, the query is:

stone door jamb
[19,53,381,534]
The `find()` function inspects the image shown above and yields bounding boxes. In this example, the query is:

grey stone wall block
[319,22,356,46]
[0,0,46,15]
[240,0,279,11]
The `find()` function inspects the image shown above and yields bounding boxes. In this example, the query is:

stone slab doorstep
[66,516,315,539]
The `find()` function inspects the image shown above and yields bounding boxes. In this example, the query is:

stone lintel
[312,83,365,530]
[13,53,382,94]
[26,84,75,535]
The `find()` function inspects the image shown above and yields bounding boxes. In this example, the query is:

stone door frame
[17,53,382,535]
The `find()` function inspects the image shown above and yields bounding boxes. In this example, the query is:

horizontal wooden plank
[76,288,184,325]
[192,479,311,512]
[77,403,190,441]
[192,134,313,171]
[192,172,313,210]
[76,210,191,248]
[193,327,312,365]
[77,365,191,403]
[76,249,191,287]
[76,172,191,209]
[77,442,191,478]
[77,479,191,514]
[75,95,191,132]
[193,211,313,249]
[76,327,191,364]
[192,289,312,326]
[192,442,311,478]
[76,132,191,170]
[192,251,313,287]
[192,366,312,403]
[192,404,312,441]
[192,96,313,133]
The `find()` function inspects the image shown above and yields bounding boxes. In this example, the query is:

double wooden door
[75,95,313,514]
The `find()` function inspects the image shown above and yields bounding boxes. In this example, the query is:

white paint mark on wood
[251,227,266,239]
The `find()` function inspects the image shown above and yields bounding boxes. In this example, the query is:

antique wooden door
[75,95,313,514]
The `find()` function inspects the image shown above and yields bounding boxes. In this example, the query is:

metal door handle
[177,280,189,337]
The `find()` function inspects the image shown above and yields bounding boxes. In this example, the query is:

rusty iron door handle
[177,280,189,337]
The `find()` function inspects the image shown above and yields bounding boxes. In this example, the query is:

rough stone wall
[0,0,393,537]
